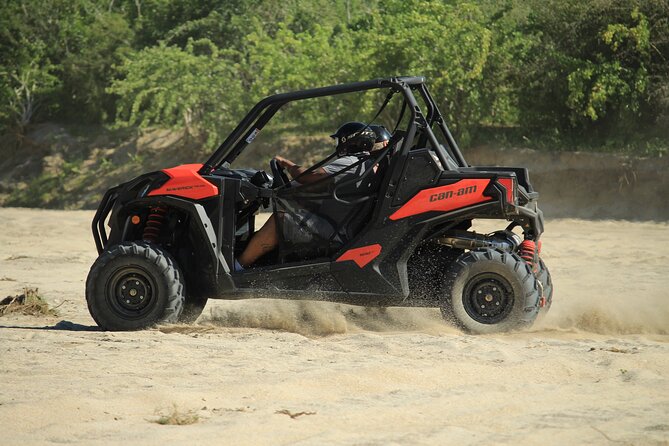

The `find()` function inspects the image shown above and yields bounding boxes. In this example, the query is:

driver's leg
[238,214,278,268]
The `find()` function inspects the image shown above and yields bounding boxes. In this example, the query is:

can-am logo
[429,185,477,202]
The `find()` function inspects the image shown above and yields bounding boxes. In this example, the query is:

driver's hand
[274,155,295,169]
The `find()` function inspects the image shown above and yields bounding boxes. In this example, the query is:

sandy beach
[1,208,668,445]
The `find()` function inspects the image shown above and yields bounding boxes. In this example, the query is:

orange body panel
[389,179,492,220]
[336,244,382,268]
[148,164,218,200]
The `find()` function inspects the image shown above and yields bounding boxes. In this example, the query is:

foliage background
[1,0,668,155]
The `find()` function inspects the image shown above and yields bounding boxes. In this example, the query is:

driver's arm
[275,156,327,185]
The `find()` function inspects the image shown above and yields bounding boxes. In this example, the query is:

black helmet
[370,124,391,143]
[330,121,376,156]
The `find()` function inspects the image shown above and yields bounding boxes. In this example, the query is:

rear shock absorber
[519,238,547,307]
[142,206,167,243]
[519,239,537,270]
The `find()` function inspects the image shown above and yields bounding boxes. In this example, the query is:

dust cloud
[195,218,669,338]
[202,300,458,337]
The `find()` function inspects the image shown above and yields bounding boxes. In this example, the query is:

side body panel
[228,151,542,305]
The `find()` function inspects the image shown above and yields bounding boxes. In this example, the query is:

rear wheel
[441,249,541,333]
[535,257,553,316]
[86,242,185,330]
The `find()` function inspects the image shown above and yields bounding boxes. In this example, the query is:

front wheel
[86,242,185,331]
[441,249,541,334]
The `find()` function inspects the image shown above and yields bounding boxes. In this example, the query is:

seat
[274,134,403,261]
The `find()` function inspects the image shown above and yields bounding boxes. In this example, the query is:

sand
[0,208,668,445]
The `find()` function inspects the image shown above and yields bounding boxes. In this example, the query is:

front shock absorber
[142,206,167,243]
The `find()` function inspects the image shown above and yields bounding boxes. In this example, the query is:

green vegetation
[1,0,668,154]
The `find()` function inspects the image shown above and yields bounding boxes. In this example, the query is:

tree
[1,60,60,130]
[108,39,247,145]
[516,0,668,140]
[367,0,493,143]
[0,0,134,129]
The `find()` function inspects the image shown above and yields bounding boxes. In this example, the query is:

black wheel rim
[462,273,514,324]
[105,266,157,320]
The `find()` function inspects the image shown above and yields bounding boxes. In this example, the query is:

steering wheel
[269,158,291,188]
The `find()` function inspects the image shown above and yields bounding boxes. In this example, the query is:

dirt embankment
[1,124,667,220]
[0,124,202,209]
[0,124,331,209]
[467,146,669,220]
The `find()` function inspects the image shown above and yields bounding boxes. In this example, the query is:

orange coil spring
[142,206,167,242]
[519,239,537,268]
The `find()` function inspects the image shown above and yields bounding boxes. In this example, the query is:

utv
[87,76,552,334]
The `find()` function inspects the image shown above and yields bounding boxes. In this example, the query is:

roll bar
[199,76,465,174]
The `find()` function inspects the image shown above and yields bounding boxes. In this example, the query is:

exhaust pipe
[437,230,522,252]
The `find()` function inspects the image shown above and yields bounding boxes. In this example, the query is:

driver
[236,122,376,270]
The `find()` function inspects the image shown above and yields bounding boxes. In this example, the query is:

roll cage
[199,76,468,176]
